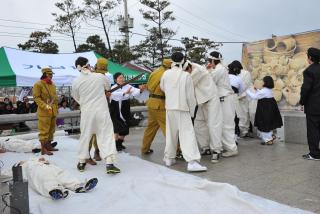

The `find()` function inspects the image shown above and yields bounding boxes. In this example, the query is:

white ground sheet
[0,134,312,214]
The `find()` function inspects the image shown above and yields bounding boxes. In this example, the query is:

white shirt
[239,69,253,98]
[190,63,218,104]
[160,66,197,116]
[246,87,273,100]
[72,72,110,112]
[208,63,234,97]
[110,84,141,102]
[229,74,245,94]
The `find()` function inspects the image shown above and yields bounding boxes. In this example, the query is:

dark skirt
[254,98,283,132]
[109,99,132,136]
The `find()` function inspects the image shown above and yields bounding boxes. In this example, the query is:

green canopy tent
[0,47,149,87]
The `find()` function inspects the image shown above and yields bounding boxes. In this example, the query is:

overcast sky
[0,0,319,64]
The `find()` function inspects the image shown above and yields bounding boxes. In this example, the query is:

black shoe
[176,152,183,159]
[63,190,69,198]
[51,141,58,148]
[77,163,86,172]
[302,154,320,161]
[32,148,41,153]
[116,140,123,151]
[75,178,98,193]
[49,189,64,200]
[200,149,212,156]
[117,139,126,150]
[106,164,121,174]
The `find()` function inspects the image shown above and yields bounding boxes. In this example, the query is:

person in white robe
[0,138,57,153]
[160,52,207,172]
[228,61,246,141]
[72,57,120,174]
[16,158,98,200]
[182,61,223,163]
[235,61,254,137]
[207,51,238,157]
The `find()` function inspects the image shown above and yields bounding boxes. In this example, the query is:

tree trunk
[100,11,113,58]
[157,0,164,61]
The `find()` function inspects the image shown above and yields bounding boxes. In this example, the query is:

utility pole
[119,0,133,47]
[124,0,129,46]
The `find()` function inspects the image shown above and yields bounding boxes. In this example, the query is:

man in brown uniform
[141,59,172,154]
[33,68,59,155]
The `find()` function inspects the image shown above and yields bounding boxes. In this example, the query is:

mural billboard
[242,30,320,110]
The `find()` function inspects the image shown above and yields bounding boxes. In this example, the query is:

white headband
[171,59,185,68]
[76,63,90,71]
[182,60,192,70]
[208,54,223,61]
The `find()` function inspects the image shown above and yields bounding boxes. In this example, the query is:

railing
[0,106,148,125]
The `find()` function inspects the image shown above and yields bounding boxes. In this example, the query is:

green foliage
[51,0,84,51]
[180,36,220,64]
[76,35,109,57]
[83,0,120,56]
[138,0,176,66]
[18,31,59,54]
[112,40,139,64]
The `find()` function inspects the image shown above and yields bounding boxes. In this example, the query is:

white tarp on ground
[0,135,311,214]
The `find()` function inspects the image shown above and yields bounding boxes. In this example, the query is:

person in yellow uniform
[33,68,59,155]
[85,58,112,165]
[141,59,172,154]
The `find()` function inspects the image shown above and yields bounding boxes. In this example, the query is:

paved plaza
[125,127,320,213]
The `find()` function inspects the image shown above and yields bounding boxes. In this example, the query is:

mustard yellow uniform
[141,60,171,154]
[33,79,58,144]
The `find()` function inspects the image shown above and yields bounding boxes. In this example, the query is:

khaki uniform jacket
[146,66,166,110]
[33,80,58,117]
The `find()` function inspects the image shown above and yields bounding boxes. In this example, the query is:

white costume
[208,63,238,152]
[0,138,39,153]
[72,70,116,164]
[21,158,82,198]
[238,69,254,136]
[160,65,201,164]
[188,63,222,153]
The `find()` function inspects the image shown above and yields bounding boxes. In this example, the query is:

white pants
[195,98,223,153]
[165,110,201,162]
[0,138,38,153]
[79,110,117,164]
[258,130,273,142]
[238,97,257,135]
[238,97,250,135]
[194,107,210,150]
[221,95,238,152]
[22,161,81,198]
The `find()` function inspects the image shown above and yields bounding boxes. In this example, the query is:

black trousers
[306,114,320,158]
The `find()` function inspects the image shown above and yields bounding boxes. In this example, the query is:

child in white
[246,76,283,145]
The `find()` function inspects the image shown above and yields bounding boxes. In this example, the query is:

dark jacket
[300,63,320,115]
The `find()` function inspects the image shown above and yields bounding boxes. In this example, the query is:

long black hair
[263,76,274,89]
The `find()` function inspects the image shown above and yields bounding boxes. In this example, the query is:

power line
[130,31,246,44]
[170,2,249,41]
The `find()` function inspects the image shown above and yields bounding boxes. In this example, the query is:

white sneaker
[187,161,207,172]
[222,150,238,157]
[164,158,176,167]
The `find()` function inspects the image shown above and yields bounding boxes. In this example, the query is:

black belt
[220,96,225,102]
[149,94,165,100]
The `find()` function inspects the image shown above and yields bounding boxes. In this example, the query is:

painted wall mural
[242,31,320,110]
